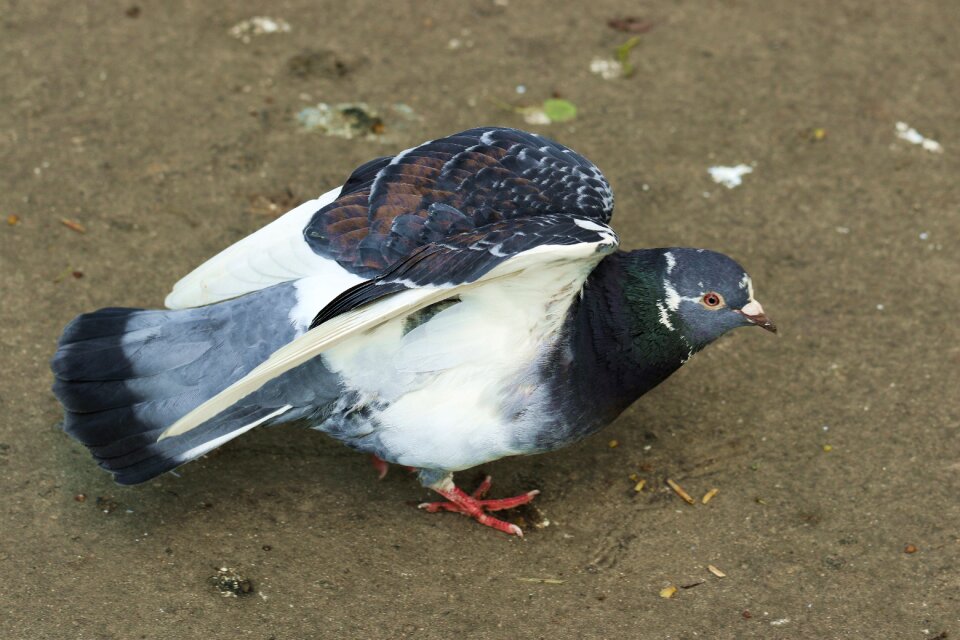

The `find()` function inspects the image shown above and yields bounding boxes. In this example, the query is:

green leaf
[615,36,641,78]
[542,99,577,123]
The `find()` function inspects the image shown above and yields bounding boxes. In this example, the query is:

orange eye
[702,292,724,309]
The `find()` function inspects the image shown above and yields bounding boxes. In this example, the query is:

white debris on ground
[229,17,291,43]
[522,108,551,125]
[708,164,754,189]
[895,121,943,153]
[297,103,420,142]
[590,58,624,80]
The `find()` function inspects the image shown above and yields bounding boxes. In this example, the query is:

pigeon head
[650,248,776,350]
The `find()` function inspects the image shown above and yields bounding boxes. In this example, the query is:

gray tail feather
[51,297,298,485]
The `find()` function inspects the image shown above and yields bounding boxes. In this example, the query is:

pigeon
[52,127,775,536]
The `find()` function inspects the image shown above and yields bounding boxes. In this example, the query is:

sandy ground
[2,1,959,638]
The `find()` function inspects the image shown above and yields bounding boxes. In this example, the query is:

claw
[420,475,538,536]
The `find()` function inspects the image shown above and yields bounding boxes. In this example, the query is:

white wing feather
[159,236,617,440]
[164,186,344,309]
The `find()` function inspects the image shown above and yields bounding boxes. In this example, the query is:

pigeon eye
[702,292,724,309]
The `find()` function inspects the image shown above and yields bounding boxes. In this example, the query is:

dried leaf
[707,564,726,578]
[60,218,87,234]
[607,16,656,34]
[633,479,646,493]
[659,585,677,598]
[6,214,20,226]
[666,478,695,505]
[516,577,565,584]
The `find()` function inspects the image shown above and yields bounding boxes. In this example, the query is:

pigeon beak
[737,300,777,333]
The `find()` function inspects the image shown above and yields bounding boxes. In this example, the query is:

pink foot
[419,475,539,537]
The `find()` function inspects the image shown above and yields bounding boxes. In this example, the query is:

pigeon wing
[166,127,615,309]
[305,126,616,278]
[159,215,618,440]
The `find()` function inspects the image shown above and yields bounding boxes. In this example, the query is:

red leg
[369,454,416,480]
[369,454,389,481]
[419,475,539,537]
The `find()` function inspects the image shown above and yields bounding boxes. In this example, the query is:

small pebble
[904,544,918,554]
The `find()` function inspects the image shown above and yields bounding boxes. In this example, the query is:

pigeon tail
[50,283,312,484]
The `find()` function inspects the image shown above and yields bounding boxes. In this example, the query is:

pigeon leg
[369,454,417,480]
[369,454,390,480]
[419,474,539,537]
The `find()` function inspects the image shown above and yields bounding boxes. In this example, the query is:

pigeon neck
[562,251,690,425]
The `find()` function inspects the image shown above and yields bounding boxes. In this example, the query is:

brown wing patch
[303,127,615,278]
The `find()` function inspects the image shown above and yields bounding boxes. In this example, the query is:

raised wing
[166,128,615,309]
[305,127,615,278]
[159,217,618,440]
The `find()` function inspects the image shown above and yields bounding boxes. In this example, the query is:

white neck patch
[738,273,755,303]
[664,251,676,274]
[663,279,681,311]
[656,301,675,331]
[663,278,702,311]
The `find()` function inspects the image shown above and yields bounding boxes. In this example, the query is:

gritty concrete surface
[1,1,958,638]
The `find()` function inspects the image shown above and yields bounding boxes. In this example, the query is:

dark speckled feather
[303,127,615,278]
